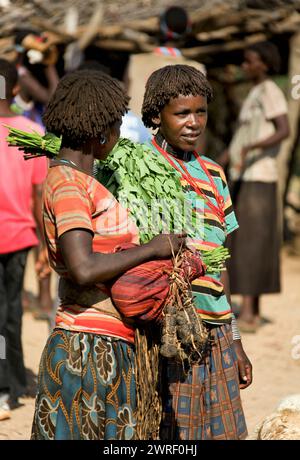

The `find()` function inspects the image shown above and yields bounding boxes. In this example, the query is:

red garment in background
[0,116,47,254]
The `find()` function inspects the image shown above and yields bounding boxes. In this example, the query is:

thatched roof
[1,0,300,61]
[0,0,236,31]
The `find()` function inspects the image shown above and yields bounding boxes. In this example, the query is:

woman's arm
[243,113,290,156]
[32,183,46,246]
[220,268,231,305]
[19,64,59,105]
[60,229,185,286]
[33,183,53,279]
[44,64,59,99]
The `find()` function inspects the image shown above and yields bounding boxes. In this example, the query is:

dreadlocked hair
[43,70,129,150]
[142,64,213,129]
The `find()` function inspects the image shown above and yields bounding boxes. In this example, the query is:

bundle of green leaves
[97,138,203,244]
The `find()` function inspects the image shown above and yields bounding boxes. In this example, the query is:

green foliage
[96,138,199,244]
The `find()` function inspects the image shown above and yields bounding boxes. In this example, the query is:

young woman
[224,42,289,332]
[142,64,252,440]
[30,70,186,440]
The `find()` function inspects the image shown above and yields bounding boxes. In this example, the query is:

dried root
[160,303,178,358]
[160,249,211,367]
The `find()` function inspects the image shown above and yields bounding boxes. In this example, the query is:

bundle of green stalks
[6,127,230,273]
[6,127,61,158]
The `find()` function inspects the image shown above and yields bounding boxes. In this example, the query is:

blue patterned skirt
[160,324,248,440]
[31,329,136,440]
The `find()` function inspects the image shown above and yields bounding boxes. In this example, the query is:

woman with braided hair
[142,64,252,440]
[30,69,187,440]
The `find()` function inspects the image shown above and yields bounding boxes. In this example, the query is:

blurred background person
[126,6,206,118]
[12,28,59,125]
[0,58,48,421]
[12,28,60,324]
[221,42,290,332]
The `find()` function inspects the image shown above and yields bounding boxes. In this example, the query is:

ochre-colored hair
[43,70,129,149]
[142,64,213,129]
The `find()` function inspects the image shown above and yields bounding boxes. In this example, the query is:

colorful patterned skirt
[160,324,248,440]
[31,329,136,440]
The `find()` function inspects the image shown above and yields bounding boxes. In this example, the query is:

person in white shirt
[221,42,290,332]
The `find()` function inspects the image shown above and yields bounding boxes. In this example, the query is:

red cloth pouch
[108,243,205,323]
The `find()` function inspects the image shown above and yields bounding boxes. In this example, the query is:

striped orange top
[43,163,139,343]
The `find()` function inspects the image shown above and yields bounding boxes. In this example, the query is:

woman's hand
[233,339,253,389]
[241,145,252,161]
[147,233,186,259]
[234,145,252,173]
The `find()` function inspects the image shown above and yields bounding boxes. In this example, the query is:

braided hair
[43,70,129,149]
[142,64,213,129]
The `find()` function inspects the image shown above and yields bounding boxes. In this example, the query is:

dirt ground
[0,248,300,440]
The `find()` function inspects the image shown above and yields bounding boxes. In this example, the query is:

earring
[99,135,106,145]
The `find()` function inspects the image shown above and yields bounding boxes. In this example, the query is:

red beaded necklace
[152,138,225,225]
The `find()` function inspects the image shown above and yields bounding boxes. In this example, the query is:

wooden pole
[276,32,300,241]
[277,32,300,197]
[284,116,300,207]
[182,33,267,58]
